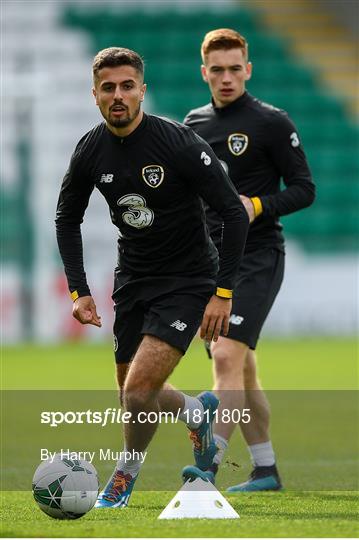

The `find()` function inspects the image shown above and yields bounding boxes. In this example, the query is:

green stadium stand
[60,7,359,253]
[0,189,21,262]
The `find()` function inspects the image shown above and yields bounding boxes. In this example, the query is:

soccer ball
[32,454,99,520]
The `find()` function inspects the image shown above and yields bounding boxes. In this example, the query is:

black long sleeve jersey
[184,92,315,251]
[55,113,249,298]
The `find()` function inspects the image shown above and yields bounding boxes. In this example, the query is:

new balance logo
[229,314,244,326]
[170,320,187,331]
[100,174,114,183]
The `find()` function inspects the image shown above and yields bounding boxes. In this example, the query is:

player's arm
[252,113,315,218]
[55,141,101,327]
[176,138,249,340]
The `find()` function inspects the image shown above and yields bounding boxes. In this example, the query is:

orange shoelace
[105,471,132,501]
[189,430,202,449]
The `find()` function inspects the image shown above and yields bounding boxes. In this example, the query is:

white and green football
[32,454,99,520]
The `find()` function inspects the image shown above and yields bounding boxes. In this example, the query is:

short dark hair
[92,47,144,82]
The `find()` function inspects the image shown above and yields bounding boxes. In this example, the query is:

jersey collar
[105,113,148,145]
[212,91,250,115]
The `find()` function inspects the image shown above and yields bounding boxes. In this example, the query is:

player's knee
[123,379,156,413]
[212,347,232,375]
[212,344,244,377]
[124,388,148,414]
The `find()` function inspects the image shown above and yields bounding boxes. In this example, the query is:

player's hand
[200,295,232,342]
[239,195,255,223]
[72,296,102,327]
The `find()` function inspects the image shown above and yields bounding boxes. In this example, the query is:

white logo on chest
[100,174,114,183]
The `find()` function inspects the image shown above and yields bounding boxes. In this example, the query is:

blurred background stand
[1,0,358,343]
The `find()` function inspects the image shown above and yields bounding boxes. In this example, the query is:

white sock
[116,448,142,477]
[248,441,275,467]
[213,434,228,466]
[178,393,204,429]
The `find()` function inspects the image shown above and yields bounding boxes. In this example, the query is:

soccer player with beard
[55,47,249,507]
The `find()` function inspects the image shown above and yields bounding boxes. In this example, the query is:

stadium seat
[59,5,358,253]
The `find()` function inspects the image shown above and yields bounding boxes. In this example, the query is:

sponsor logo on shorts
[229,314,244,326]
[113,335,118,352]
[170,320,187,332]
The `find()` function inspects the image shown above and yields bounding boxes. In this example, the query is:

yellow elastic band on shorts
[216,287,233,299]
[70,290,79,301]
[250,196,263,217]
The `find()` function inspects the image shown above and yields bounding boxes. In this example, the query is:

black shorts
[225,247,284,350]
[112,272,215,363]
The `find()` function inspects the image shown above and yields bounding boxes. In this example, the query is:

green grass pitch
[1,337,358,537]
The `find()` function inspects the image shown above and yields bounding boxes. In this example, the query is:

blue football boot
[227,464,283,492]
[182,464,215,484]
[188,391,219,470]
[95,469,137,508]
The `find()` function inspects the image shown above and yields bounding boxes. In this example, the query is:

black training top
[184,91,315,251]
[55,113,249,298]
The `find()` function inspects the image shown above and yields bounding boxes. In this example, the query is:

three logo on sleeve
[290,132,300,147]
[200,151,212,165]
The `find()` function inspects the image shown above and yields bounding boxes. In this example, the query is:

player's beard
[108,102,141,128]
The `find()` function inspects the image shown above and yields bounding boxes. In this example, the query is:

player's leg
[96,280,146,508]
[143,276,219,471]
[226,349,281,491]
[118,365,217,450]
[226,248,285,492]
[182,336,247,483]
[116,363,129,405]
[97,335,183,508]
[184,248,284,487]
[117,359,204,422]
[123,335,183,451]
[160,381,219,451]
[184,345,280,488]
[98,275,217,506]
[212,337,248,441]
[117,362,199,430]
[162,381,218,447]
[241,350,270,444]
[122,333,218,488]
[206,251,261,476]
[118,361,219,471]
